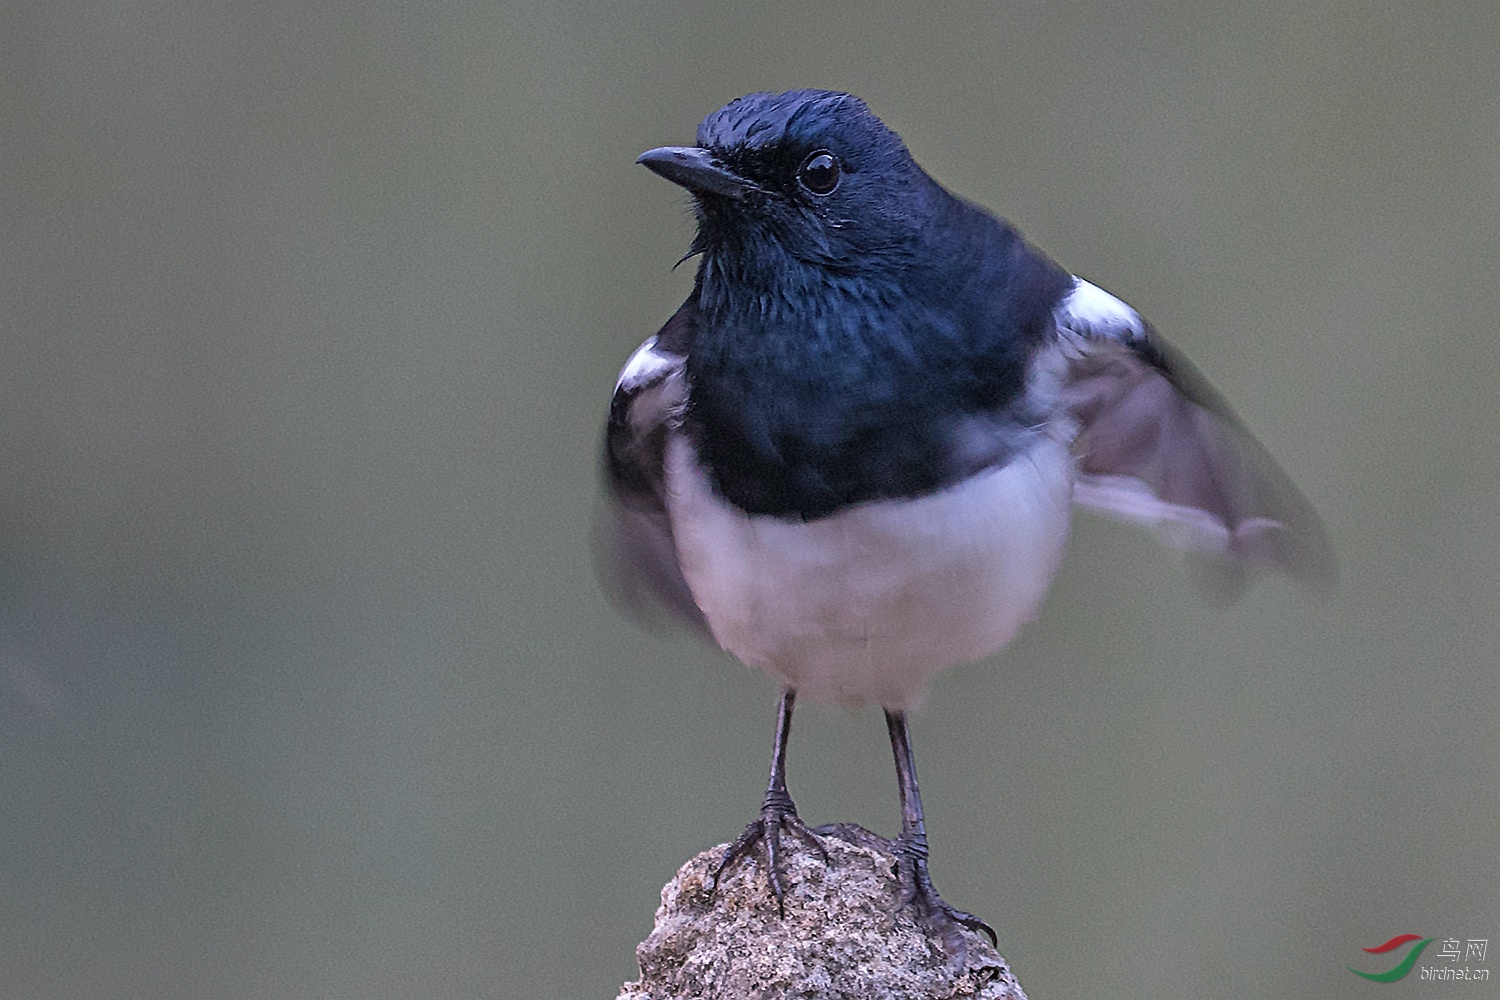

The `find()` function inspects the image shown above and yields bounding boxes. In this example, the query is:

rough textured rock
[615,823,1027,1000]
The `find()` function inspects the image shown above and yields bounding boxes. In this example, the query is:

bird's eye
[797,151,841,195]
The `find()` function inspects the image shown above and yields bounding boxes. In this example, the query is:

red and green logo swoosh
[1349,934,1434,982]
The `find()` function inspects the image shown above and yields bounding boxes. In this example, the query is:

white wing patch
[614,335,677,392]
[1073,474,1282,553]
[1055,277,1146,341]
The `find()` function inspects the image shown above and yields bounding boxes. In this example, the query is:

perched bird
[601,89,1333,952]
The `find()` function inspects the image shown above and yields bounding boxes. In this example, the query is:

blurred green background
[3,3,1497,998]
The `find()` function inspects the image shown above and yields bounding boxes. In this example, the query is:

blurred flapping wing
[596,304,711,636]
[1052,278,1335,598]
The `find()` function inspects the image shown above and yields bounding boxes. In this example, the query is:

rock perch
[615,823,1027,1000]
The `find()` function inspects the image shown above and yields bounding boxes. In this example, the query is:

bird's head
[638,90,943,277]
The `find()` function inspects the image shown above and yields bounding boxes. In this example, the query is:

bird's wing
[595,306,711,636]
[1051,277,1335,597]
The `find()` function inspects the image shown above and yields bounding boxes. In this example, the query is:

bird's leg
[713,688,826,914]
[885,709,997,956]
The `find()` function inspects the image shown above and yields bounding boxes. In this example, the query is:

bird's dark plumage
[684,93,1071,520]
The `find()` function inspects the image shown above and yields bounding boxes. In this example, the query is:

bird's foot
[813,823,997,961]
[893,838,997,962]
[712,790,827,916]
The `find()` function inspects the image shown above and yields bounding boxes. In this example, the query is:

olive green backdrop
[3,3,1497,998]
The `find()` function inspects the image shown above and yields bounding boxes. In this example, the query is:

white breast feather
[665,435,1075,710]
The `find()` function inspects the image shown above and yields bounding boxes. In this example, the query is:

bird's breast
[683,276,1044,518]
[664,432,1075,709]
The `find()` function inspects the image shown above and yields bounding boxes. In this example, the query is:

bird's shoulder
[1048,277,1230,415]
[597,303,709,637]
[605,303,691,502]
[612,301,692,395]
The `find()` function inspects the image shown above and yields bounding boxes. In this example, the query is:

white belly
[665,435,1075,709]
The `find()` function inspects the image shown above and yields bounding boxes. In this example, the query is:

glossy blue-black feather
[675,91,1074,518]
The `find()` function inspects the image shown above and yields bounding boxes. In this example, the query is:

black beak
[637,146,765,200]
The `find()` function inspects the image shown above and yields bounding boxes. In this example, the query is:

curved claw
[920,897,998,950]
[894,848,998,960]
[712,806,827,915]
